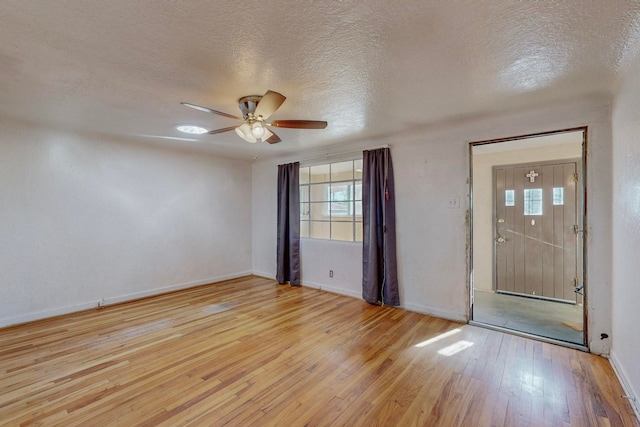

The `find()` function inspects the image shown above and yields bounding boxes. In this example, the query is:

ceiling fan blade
[181,102,243,121]
[207,126,238,135]
[265,129,281,144]
[269,120,328,129]
[254,90,286,120]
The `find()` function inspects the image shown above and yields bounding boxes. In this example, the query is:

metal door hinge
[570,225,585,234]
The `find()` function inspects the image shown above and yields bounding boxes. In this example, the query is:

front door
[494,160,581,303]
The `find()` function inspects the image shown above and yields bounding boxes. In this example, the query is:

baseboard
[302,280,362,299]
[609,350,640,421]
[0,271,252,329]
[251,271,275,281]
[301,282,468,322]
[403,302,468,323]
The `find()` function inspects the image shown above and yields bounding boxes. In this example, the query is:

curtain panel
[362,148,400,305]
[276,162,301,285]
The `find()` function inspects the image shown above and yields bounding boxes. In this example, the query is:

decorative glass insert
[553,187,564,205]
[505,190,515,206]
[524,189,543,216]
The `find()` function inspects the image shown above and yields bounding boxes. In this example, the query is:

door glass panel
[553,187,564,205]
[524,188,543,215]
[505,189,515,206]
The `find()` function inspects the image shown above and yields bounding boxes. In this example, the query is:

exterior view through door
[470,129,586,347]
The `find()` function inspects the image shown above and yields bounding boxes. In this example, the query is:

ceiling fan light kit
[235,123,257,143]
[179,90,327,144]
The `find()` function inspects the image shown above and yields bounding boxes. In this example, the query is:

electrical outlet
[447,196,460,209]
[329,270,334,278]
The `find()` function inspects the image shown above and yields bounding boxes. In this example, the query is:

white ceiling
[1,1,639,160]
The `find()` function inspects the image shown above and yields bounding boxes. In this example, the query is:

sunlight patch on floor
[414,328,461,348]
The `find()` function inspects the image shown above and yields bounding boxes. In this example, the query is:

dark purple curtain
[276,162,301,285]
[362,148,399,305]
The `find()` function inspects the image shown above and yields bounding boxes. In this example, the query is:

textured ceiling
[1,1,639,159]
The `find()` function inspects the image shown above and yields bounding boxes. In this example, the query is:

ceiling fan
[180,90,327,144]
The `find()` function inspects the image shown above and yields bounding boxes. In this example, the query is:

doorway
[469,129,587,347]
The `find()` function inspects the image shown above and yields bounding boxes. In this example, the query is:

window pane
[310,164,330,183]
[333,211,353,221]
[300,185,309,203]
[309,221,330,239]
[354,183,362,201]
[355,201,362,217]
[329,183,352,216]
[299,167,310,184]
[355,221,363,242]
[505,189,515,206]
[354,159,363,180]
[310,202,330,221]
[553,187,564,205]
[331,221,353,241]
[300,220,309,238]
[300,202,310,220]
[524,189,543,215]
[331,161,354,181]
[310,183,328,202]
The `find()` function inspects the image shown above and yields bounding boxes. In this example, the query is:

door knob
[496,236,505,244]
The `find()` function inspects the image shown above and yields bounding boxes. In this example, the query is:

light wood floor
[1,276,637,426]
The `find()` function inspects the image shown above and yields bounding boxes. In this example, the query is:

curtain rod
[298,144,389,166]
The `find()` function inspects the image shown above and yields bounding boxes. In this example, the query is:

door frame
[468,127,588,350]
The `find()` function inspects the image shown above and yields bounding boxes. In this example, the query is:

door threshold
[469,320,588,351]
[496,290,577,305]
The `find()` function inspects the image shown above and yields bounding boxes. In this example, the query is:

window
[299,159,363,241]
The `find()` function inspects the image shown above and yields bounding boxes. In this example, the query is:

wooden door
[494,160,580,303]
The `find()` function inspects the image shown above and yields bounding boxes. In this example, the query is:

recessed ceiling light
[175,125,208,135]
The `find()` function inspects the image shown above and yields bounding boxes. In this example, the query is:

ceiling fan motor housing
[238,95,263,120]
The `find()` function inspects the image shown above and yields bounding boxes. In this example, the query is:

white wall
[472,137,582,291]
[0,120,253,327]
[252,96,613,353]
[611,56,640,416]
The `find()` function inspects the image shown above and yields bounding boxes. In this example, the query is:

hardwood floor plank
[0,276,637,426]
